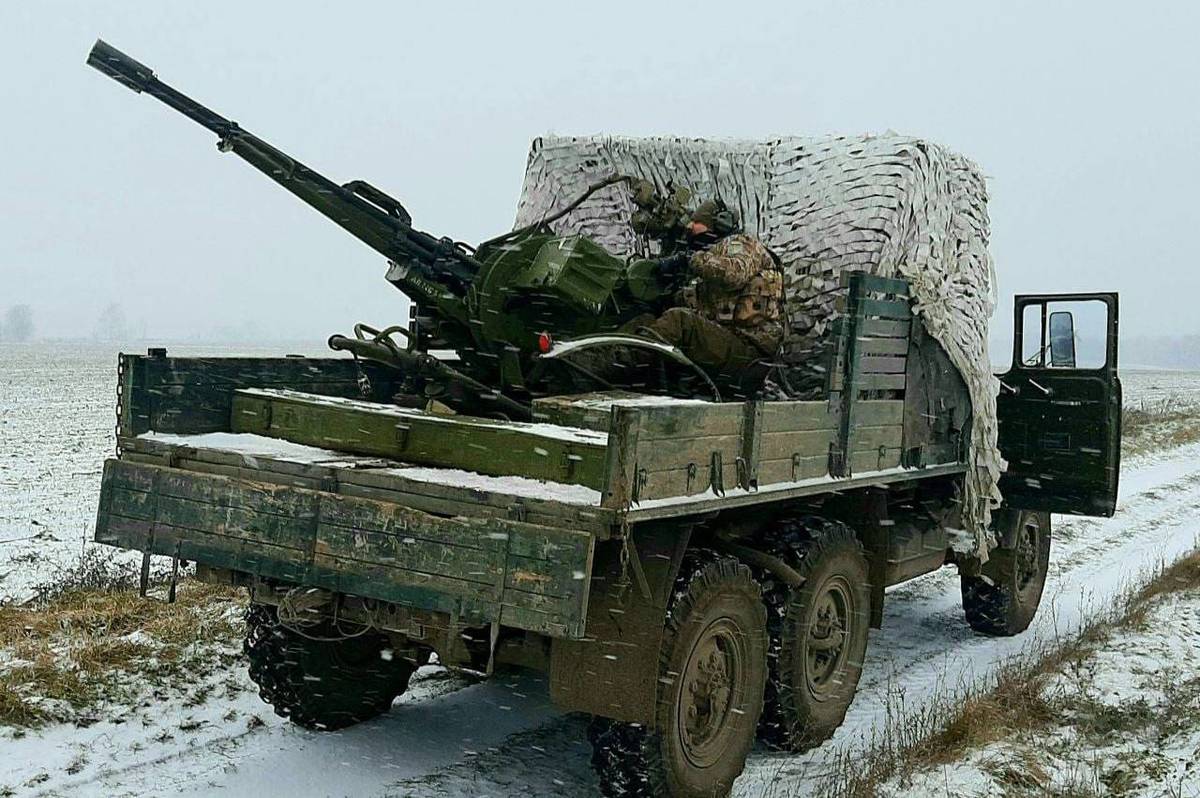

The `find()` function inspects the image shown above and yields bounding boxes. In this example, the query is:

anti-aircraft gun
[86,40,695,418]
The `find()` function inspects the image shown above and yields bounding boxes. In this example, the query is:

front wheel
[589,553,768,798]
[961,509,1052,636]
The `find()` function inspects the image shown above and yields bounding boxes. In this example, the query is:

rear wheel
[589,553,768,798]
[758,518,871,751]
[244,603,415,730]
[961,509,1052,636]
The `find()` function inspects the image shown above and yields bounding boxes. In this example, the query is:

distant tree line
[0,304,34,342]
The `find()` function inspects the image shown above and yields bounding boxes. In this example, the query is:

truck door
[996,293,1121,516]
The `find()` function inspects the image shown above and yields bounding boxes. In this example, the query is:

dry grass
[1121,396,1200,458]
[0,573,244,728]
[825,549,1200,798]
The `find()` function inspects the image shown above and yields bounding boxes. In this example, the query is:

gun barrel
[87,40,155,93]
[87,39,238,138]
[85,39,480,291]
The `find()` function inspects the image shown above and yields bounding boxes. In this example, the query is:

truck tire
[758,518,871,751]
[588,552,768,798]
[243,603,414,730]
[961,509,1051,636]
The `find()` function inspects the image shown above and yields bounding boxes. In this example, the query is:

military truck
[86,41,1122,797]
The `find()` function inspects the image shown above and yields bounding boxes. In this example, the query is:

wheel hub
[806,578,852,697]
[1015,517,1042,590]
[679,620,743,767]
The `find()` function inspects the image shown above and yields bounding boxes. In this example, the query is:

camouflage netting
[514,134,1004,555]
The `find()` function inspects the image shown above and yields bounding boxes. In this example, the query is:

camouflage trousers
[624,308,779,397]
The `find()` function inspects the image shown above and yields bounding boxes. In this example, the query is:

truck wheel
[588,553,768,798]
[244,603,414,730]
[961,509,1051,636]
[758,518,871,751]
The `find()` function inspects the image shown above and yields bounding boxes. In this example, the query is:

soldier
[632,200,785,395]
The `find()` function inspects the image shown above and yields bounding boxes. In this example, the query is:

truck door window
[1020,299,1109,370]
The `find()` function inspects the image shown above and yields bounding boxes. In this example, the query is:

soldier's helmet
[690,199,740,238]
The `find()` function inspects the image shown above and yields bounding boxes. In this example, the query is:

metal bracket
[828,442,847,478]
[686,462,698,492]
[167,541,182,604]
[394,422,411,451]
[710,451,725,496]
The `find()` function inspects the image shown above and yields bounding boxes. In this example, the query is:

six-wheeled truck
[86,40,1123,797]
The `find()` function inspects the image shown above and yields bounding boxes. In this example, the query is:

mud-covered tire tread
[588,550,767,798]
[756,517,870,752]
[243,604,413,731]
[961,510,1051,637]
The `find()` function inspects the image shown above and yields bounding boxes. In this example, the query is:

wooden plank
[859,298,912,320]
[635,434,743,469]
[853,401,905,426]
[504,524,594,564]
[757,454,829,485]
[858,355,908,374]
[635,461,741,502]
[530,391,648,432]
[117,355,405,437]
[849,424,904,451]
[102,515,312,571]
[760,401,837,432]
[855,374,907,392]
[315,525,502,584]
[232,390,609,489]
[637,403,743,440]
[504,553,586,598]
[602,406,641,509]
[758,429,836,461]
[304,562,495,622]
[859,319,911,338]
[120,436,614,534]
[857,336,910,356]
[95,460,595,639]
[850,448,903,474]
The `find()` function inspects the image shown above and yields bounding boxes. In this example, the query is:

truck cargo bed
[98,437,600,638]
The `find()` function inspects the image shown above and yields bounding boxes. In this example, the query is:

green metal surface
[996,292,1121,516]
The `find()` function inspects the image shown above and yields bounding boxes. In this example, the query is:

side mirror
[1048,311,1076,367]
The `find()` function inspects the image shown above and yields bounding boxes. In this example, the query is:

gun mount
[87,40,685,413]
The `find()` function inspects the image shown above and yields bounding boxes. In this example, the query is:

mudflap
[549,521,692,725]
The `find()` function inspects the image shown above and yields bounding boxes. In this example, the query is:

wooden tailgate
[95,459,595,638]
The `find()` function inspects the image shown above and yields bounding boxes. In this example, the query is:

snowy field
[1,343,1199,796]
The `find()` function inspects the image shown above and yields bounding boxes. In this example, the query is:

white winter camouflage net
[515,133,1004,554]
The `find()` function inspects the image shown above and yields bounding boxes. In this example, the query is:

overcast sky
[0,1,1196,348]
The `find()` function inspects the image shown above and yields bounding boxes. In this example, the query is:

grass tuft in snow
[1121,396,1200,458]
[820,548,1200,798]
[0,571,244,729]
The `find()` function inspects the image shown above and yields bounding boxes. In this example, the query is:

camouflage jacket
[684,234,785,354]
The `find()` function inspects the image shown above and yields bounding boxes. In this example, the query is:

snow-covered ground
[877,584,1200,797]
[1,344,1199,797]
